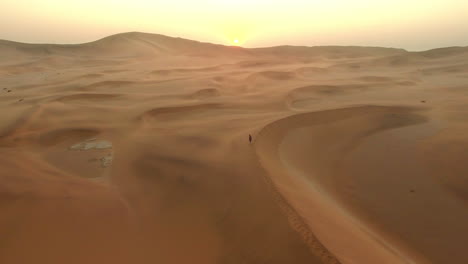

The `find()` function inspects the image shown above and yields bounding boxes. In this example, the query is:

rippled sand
[1,32,467,264]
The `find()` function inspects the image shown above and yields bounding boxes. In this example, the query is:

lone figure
[249,134,252,143]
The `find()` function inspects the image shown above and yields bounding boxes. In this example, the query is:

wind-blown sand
[0,32,467,264]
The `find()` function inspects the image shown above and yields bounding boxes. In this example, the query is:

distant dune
[0,32,467,264]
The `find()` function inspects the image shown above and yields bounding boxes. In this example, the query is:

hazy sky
[1,0,468,50]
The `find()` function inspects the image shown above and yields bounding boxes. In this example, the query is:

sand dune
[0,32,467,264]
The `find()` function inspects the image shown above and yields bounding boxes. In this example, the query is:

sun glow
[1,0,467,50]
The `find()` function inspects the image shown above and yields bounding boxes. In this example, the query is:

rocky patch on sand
[69,138,113,168]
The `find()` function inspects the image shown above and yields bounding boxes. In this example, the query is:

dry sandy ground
[0,32,467,264]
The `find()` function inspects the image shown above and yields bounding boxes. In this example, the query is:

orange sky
[1,0,467,50]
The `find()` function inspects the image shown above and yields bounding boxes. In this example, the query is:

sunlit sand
[0,32,467,264]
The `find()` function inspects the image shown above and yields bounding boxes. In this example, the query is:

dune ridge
[254,106,431,264]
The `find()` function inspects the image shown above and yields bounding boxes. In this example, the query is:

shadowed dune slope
[255,106,468,264]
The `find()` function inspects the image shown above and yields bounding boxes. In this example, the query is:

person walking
[249,134,252,143]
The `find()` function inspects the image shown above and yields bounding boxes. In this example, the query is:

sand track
[254,136,341,264]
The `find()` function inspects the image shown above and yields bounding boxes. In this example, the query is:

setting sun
[233,39,239,45]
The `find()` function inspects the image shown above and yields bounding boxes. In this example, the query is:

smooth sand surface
[0,32,467,264]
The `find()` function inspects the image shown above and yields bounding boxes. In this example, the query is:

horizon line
[1,31,467,53]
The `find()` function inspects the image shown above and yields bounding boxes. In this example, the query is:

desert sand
[0,32,467,264]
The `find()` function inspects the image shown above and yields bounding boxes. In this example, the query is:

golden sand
[1,32,467,264]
